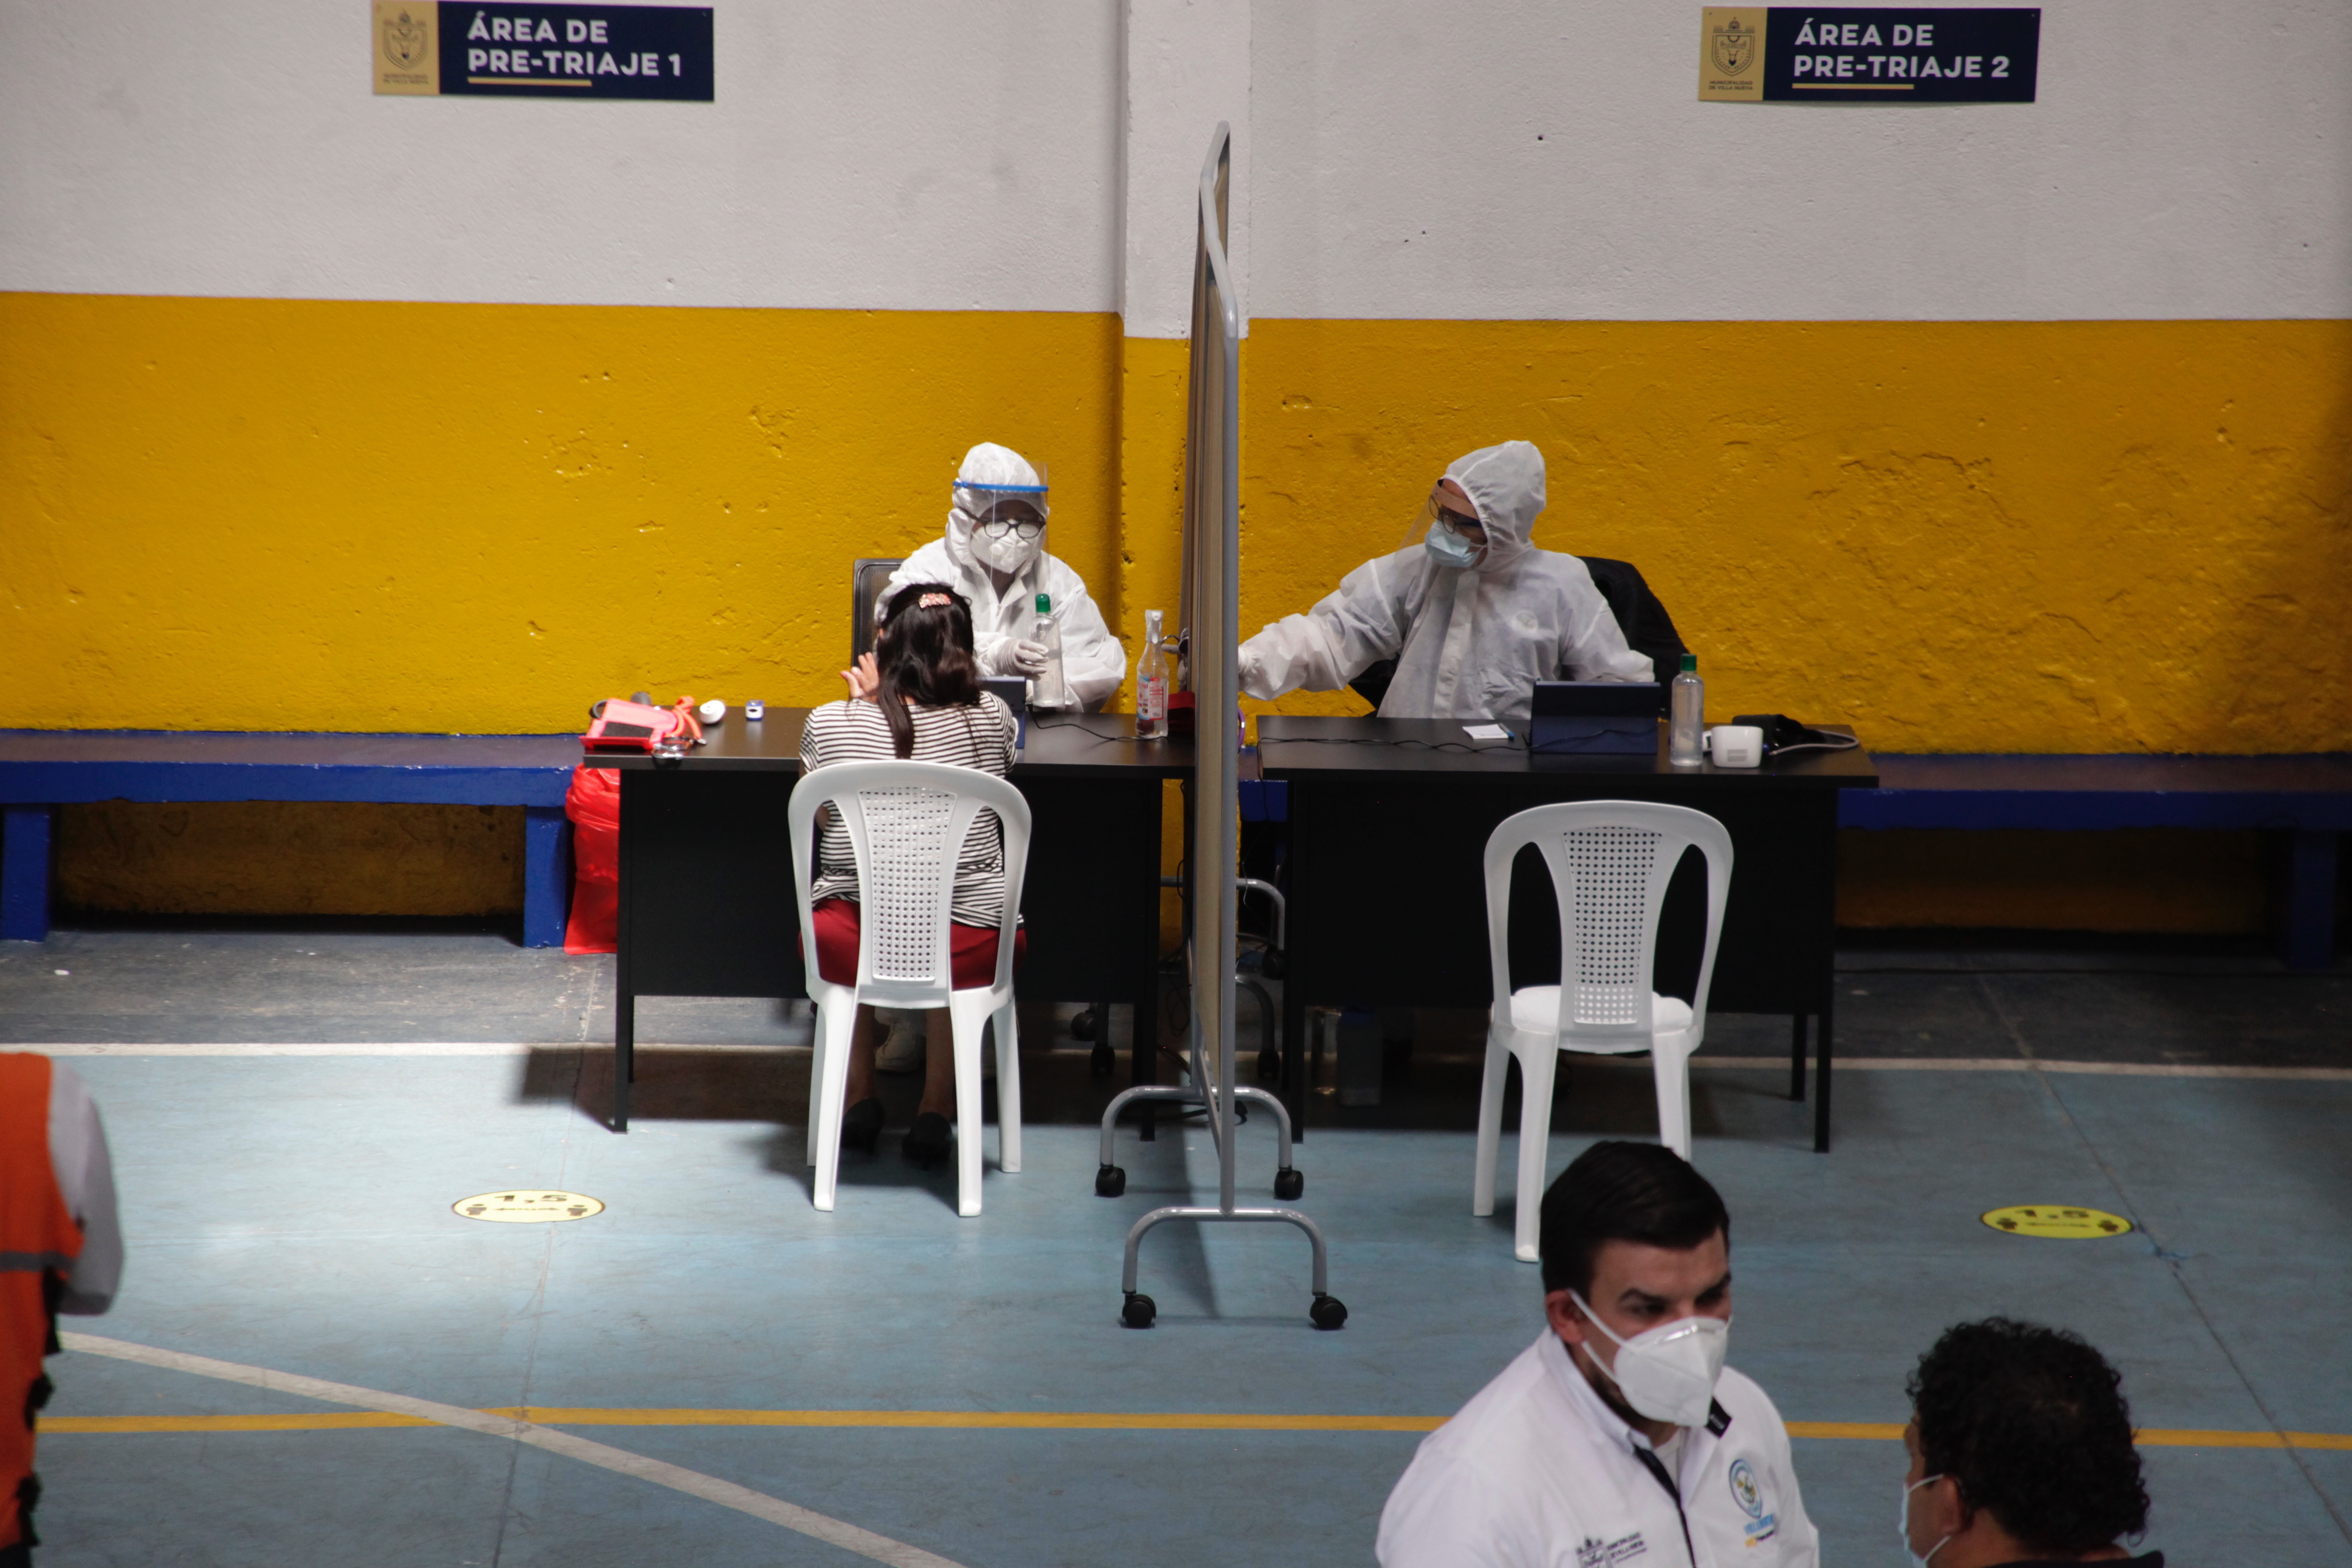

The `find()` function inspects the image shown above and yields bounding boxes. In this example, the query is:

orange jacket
[2,1054,86,1553]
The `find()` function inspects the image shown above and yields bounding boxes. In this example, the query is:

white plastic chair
[787,759,1029,1218]
[1473,801,1733,1261]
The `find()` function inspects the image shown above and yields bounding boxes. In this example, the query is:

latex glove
[985,637,1051,678]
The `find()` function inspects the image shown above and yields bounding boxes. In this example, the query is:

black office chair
[850,558,903,663]
[1343,556,1687,712]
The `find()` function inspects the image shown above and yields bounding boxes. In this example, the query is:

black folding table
[589,710,1189,1131]
[1257,717,1877,1151]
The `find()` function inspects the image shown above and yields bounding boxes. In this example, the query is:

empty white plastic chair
[1473,801,1733,1261]
[787,759,1029,1218]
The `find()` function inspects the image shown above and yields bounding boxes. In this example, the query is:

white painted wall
[5,0,2346,322]
[0,0,1120,311]
[1250,0,2352,321]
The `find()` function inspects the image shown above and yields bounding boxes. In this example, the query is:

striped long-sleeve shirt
[798,694,1020,928]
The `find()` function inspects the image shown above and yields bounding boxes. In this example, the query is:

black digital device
[982,676,1029,748]
[1527,681,1663,755]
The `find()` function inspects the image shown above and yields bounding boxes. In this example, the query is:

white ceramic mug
[1706,725,1764,768]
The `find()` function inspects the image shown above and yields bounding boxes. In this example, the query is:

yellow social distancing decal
[454,1190,604,1223]
[1981,1204,2132,1239]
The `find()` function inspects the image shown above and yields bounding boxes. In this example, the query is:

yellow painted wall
[10,297,2347,930]
[1239,319,2352,753]
[0,293,1124,730]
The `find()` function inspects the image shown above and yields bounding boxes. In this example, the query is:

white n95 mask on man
[1568,1292,1730,1428]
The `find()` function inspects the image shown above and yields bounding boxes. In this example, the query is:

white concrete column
[1120,0,1251,340]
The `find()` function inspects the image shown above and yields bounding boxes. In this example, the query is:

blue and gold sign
[1700,8,2039,103]
[373,1,714,101]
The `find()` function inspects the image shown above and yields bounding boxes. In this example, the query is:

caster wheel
[1256,1048,1280,1080]
[1309,1294,1348,1331]
[1122,1292,1157,1328]
[1274,1168,1304,1201]
[1261,949,1288,980]
[1089,1043,1115,1077]
[1095,1165,1127,1198]
[1070,1008,1099,1042]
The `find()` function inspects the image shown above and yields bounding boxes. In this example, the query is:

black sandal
[901,1110,951,1170]
[843,1097,886,1155]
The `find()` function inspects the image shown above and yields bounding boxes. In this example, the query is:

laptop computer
[1527,681,1663,755]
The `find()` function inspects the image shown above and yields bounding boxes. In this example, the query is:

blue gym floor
[7,929,2350,1566]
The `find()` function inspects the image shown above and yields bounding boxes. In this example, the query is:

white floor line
[1679,1056,2352,1080]
[26,1042,806,1057]
[62,1333,967,1568]
[26,1043,2351,1080]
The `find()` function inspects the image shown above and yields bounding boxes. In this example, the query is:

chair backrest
[1481,800,1733,1047]
[787,758,1031,1008]
[850,558,904,664]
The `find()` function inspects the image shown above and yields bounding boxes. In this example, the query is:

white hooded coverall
[1239,441,1653,725]
[888,443,1125,712]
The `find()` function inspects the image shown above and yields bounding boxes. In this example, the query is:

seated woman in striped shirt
[799,583,1025,1170]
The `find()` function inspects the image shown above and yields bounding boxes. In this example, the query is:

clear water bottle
[1135,609,1169,738]
[1669,652,1705,766]
[1032,592,1069,709]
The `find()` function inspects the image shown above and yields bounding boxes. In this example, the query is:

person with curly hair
[1901,1318,2159,1567]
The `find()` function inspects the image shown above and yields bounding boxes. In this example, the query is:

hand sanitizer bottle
[1136,609,1169,738]
[1032,593,1069,709]
[1669,653,1705,766]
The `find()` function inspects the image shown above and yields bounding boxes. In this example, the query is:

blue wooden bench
[0,732,580,947]
[1840,754,2352,968]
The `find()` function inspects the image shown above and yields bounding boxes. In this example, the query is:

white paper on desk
[1462,724,1511,741]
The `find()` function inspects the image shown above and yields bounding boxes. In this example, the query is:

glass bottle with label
[1135,609,1169,738]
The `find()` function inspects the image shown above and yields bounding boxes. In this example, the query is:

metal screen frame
[1106,124,1342,1332]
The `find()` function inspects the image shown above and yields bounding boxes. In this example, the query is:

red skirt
[805,898,1026,989]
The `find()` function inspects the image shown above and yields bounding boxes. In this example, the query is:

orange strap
[0,1055,81,1551]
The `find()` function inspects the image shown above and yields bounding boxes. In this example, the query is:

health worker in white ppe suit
[1379,1141,1818,1568]
[1238,441,1652,725]
[888,442,1124,712]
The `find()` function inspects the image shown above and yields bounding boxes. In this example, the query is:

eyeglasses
[976,514,1045,541]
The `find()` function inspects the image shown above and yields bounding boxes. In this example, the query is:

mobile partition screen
[1109,125,1343,1333]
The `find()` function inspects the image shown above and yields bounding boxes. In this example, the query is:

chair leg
[1652,1037,1693,1162]
[950,995,990,1217]
[993,1000,1023,1175]
[1473,1029,1511,1217]
[807,1003,825,1167]
[810,1001,858,1212]
[1513,1046,1560,1264]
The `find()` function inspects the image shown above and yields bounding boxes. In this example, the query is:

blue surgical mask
[1425,520,1481,570]
[1898,1475,1952,1568]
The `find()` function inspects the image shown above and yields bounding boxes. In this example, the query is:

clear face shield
[1405,480,1487,568]
[960,461,1050,573]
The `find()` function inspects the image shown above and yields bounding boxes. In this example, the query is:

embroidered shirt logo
[1575,1531,1648,1568]
[1728,1457,1779,1546]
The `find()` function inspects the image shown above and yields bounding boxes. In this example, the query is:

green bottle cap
[1036,593,1051,614]
[1680,653,1697,673]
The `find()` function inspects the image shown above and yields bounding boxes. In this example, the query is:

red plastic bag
[563,764,621,954]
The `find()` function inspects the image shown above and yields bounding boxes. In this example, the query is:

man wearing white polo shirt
[1379,1141,1817,1568]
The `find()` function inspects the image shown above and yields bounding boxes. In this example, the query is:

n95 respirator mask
[1568,1293,1730,1428]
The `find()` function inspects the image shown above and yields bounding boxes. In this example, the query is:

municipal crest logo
[1710,16,1756,75]
[1728,1457,1764,1519]
[382,9,430,70]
